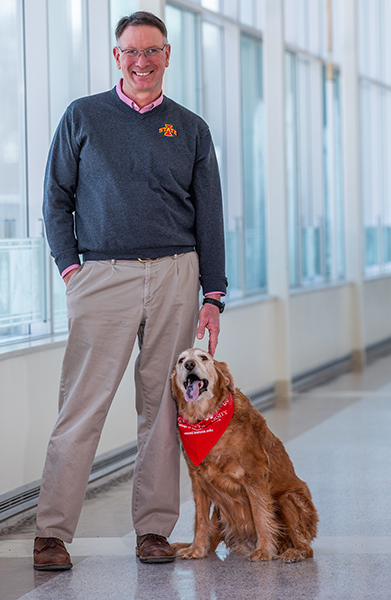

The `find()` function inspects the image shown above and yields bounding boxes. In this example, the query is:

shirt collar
[116,79,163,114]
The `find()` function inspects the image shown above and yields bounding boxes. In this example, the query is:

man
[33,11,227,569]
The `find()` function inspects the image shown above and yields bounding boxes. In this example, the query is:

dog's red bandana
[178,394,234,466]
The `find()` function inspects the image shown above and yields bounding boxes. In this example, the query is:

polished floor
[1,353,391,599]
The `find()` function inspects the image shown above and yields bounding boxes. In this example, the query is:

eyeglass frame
[116,44,168,60]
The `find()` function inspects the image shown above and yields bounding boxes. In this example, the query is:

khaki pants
[35,253,199,543]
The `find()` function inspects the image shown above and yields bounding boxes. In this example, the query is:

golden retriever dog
[171,348,319,563]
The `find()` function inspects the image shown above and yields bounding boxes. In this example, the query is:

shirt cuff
[204,291,226,297]
[61,264,80,279]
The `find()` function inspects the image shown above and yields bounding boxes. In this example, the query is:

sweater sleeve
[42,106,81,274]
[191,127,228,295]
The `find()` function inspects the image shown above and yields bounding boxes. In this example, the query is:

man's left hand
[196,295,221,356]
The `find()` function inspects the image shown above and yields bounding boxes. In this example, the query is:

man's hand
[63,267,79,286]
[196,295,222,356]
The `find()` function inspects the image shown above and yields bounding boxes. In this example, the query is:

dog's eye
[178,358,184,364]
[200,355,208,361]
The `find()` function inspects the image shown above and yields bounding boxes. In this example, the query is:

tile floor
[1,353,391,599]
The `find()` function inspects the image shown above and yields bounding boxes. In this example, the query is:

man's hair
[115,11,168,44]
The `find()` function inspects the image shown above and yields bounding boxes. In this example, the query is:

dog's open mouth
[184,374,209,403]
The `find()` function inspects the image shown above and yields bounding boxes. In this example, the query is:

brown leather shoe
[136,534,175,563]
[33,537,73,571]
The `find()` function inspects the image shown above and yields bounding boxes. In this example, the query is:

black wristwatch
[202,297,225,313]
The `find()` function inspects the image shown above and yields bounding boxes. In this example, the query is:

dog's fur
[171,348,319,562]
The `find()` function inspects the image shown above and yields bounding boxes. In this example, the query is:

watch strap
[202,297,225,313]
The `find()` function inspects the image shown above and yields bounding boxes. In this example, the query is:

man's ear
[214,360,235,394]
[165,44,171,67]
[113,46,121,70]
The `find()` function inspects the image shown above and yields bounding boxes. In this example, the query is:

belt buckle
[138,257,153,263]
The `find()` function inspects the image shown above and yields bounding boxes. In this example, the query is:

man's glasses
[116,44,168,60]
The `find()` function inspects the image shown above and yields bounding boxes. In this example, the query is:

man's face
[113,25,170,102]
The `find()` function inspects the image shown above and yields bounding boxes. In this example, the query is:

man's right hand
[63,267,80,286]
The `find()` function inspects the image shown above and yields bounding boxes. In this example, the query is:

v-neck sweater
[43,87,227,295]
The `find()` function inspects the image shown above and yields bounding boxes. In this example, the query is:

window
[201,21,225,185]
[166,3,265,300]
[201,0,219,12]
[323,67,345,280]
[240,34,266,294]
[0,0,26,241]
[0,0,40,341]
[0,0,90,344]
[285,52,300,286]
[110,0,137,87]
[165,4,200,113]
[47,0,89,135]
[284,0,345,287]
[359,0,391,275]
[239,0,254,26]
[47,0,90,332]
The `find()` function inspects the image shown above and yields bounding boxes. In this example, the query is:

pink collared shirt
[115,79,163,113]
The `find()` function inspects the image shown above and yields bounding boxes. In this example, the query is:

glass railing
[0,237,47,328]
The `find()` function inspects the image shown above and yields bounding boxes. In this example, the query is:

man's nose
[135,51,149,67]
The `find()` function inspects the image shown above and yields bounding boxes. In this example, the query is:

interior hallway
[1,352,391,600]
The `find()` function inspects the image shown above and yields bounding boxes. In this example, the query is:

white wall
[289,285,353,374]
[0,343,137,497]
[213,299,277,394]
[364,277,391,346]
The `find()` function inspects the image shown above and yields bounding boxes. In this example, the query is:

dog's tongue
[185,379,202,402]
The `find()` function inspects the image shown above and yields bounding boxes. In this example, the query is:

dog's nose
[184,360,196,372]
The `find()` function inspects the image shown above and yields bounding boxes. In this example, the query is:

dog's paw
[179,545,208,560]
[248,549,274,562]
[170,542,191,555]
[279,548,311,563]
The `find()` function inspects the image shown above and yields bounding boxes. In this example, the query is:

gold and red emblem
[159,124,177,137]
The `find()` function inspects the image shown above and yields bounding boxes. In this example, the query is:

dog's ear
[214,360,235,394]
[170,366,182,401]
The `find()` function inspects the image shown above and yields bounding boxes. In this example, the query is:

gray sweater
[43,88,227,295]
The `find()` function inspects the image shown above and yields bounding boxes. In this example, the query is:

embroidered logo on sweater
[159,124,177,137]
[177,394,234,466]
